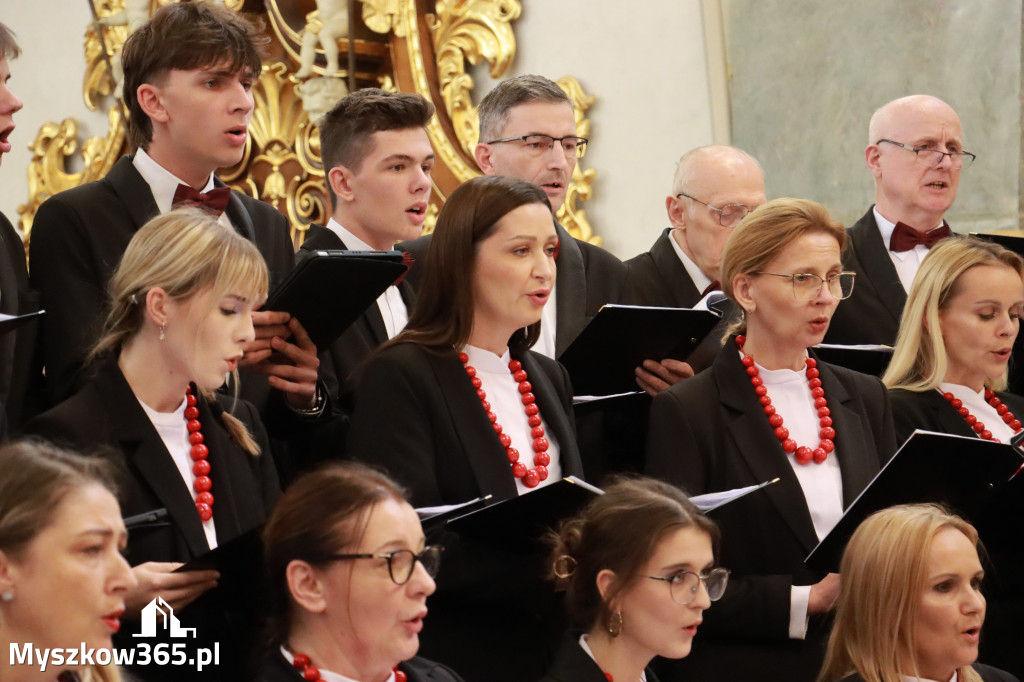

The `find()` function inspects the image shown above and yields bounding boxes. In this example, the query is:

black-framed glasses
[324,545,443,585]
[645,568,730,605]
[486,134,588,159]
[755,271,856,301]
[675,191,758,228]
[876,139,975,170]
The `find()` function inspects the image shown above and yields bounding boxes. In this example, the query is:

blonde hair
[818,504,983,682]
[720,198,846,336]
[883,238,1024,393]
[91,207,269,455]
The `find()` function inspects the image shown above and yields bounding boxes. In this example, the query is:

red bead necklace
[459,353,551,488]
[290,652,407,682]
[735,335,835,465]
[941,388,1022,442]
[185,386,214,522]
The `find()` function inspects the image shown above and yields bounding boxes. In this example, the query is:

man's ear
[137,83,169,124]
[865,143,883,179]
[475,143,495,175]
[328,165,357,205]
[667,195,687,229]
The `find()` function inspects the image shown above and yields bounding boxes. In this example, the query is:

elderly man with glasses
[627,145,766,382]
[826,94,973,346]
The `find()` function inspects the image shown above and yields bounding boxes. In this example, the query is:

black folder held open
[264,250,408,350]
[558,305,720,396]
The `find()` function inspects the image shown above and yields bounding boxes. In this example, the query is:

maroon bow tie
[889,221,951,252]
[172,184,232,216]
[393,251,415,285]
[701,280,721,297]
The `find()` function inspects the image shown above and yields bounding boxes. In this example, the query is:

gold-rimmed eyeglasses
[675,191,759,228]
[754,271,856,301]
[644,567,730,605]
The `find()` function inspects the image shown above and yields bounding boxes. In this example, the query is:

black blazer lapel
[714,351,820,553]
[554,223,587,356]
[650,228,703,308]
[96,366,211,557]
[429,353,518,500]
[519,352,583,479]
[104,155,161,231]
[849,208,906,324]
[815,362,877,506]
[220,182,257,242]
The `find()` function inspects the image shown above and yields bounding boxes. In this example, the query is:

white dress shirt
[532,283,558,359]
[325,218,409,340]
[874,207,945,293]
[669,227,715,295]
[462,344,561,495]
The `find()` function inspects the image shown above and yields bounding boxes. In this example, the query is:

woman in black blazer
[25,207,281,682]
[258,463,463,682]
[645,199,897,682]
[820,504,1019,682]
[346,176,583,682]
[882,237,1024,678]
[540,478,727,682]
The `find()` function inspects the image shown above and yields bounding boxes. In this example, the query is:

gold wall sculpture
[19,0,601,248]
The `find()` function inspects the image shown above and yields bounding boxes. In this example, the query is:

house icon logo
[133,597,197,638]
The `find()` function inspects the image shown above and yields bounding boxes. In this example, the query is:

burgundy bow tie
[701,280,721,297]
[889,221,951,252]
[393,251,415,285]
[172,184,232,216]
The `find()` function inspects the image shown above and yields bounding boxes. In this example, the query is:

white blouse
[462,344,562,495]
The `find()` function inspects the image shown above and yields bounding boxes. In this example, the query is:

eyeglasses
[645,568,730,605]
[324,545,443,585]
[675,192,758,228]
[486,134,588,159]
[754,271,856,301]
[875,139,976,170]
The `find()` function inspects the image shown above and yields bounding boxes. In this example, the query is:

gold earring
[1,589,13,602]
[159,325,166,341]
[552,555,577,579]
[607,610,623,637]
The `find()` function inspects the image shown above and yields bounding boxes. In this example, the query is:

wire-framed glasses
[324,545,443,585]
[876,139,976,170]
[675,191,758,228]
[644,567,730,605]
[754,271,856,301]
[486,134,588,158]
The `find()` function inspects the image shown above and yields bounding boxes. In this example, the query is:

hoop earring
[607,610,623,637]
[552,555,577,579]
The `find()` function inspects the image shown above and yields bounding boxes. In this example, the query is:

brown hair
[884,237,1024,393]
[819,504,983,682]
[0,22,20,60]
[262,462,408,647]
[721,198,846,335]
[121,1,268,151]
[477,74,571,143]
[547,476,719,633]
[319,88,435,208]
[387,175,552,354]
[91,207,268,455]
[0,440,118,560]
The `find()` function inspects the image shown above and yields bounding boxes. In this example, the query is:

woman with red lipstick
[25,207,280,682]
[0,440,136,682]
[645,198,897,682]
[346,175,584,682]
[257,462,463,682]
[819,504,1017,682]
[540,477,726,682]
[883,237,1024,677]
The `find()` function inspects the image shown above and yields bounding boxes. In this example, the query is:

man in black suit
[30,2,320,414]
[300,88,435,409]
[826,95,970,345]
[627,144,765,377]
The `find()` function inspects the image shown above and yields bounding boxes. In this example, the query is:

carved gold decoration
[362,0,407,37]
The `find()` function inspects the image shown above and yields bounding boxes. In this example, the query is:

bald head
[866,95,965,230]
[667,145,766,282]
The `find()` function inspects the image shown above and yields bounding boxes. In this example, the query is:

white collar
[873,206,945,259]
[667,228,714,294]
[132,148,216,215]
[326,218,394,252]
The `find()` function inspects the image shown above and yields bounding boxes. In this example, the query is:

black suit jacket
[645,343,896,682]
[539,636,661,682]
[298,224,416,409]
[256,652,465,682]
[825,207,906,346]
[838,663,1019,682]
[29,155,295,404]
[0,211,40,432]
[889,387,1024,446]
[401,222,629,356]
[24,360,281,681]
